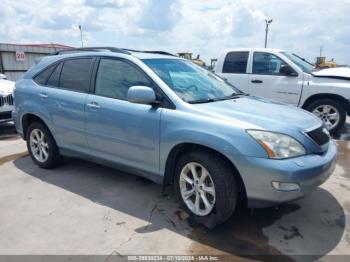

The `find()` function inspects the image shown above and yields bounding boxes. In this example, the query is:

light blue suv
[13,47,337,227]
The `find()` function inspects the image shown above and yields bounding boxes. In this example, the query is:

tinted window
[33,64,56,85]
[46,62,62,87]
[223,52,249,73]
[60,58,92,92]
[95,59,152,100]
[253,52,287,75]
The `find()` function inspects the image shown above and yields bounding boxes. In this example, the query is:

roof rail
[123,49,176,56]
[52,47,131,55]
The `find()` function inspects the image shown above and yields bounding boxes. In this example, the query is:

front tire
[26,122,62,169]
[175,151,237,228]
[306,99,346,134]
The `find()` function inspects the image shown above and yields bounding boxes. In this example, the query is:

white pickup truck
[214,48,350,133]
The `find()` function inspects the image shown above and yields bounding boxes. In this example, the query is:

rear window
[59,58,93,92]
[222,52,249,74]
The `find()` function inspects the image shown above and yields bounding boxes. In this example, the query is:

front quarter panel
[300,74,350,105]
[159,108,268,175]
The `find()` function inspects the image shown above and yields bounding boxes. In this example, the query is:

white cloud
[0,0,349,64]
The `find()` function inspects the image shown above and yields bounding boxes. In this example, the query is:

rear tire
[174,150,237,228]
[306,99,346,134]
[26,122,62,169]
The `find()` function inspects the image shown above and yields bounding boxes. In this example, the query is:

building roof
[0,43,72,49]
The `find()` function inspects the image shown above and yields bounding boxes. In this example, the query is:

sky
[1,0,350,64]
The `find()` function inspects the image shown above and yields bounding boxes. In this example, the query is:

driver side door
[248,52,303,105]
[85,58,161,175]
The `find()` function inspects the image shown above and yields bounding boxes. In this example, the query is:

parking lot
[0,119,349,260]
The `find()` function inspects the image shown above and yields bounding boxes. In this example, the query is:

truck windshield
[281,52,315,74]
[142,59,242,103]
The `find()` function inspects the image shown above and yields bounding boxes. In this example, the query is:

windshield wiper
[188,98,216,104]
[213,93,240,101]
[188,93,245,104]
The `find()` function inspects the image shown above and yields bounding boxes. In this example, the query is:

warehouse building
[0,43,71,81]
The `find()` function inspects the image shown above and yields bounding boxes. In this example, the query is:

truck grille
[0,94,13,107]
[307,127,330,146]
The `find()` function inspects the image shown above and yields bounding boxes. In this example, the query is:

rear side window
[46,62,62,87]
[33,64,56,85]
[223,52,249,73]
[59,58,93,92]
[95,58,152,100]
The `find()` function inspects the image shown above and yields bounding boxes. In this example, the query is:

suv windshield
[281,52,315,74]
[142,59,242,103]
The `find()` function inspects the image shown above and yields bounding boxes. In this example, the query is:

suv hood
[0,80,15,95]
[192,96,321,132]
[312,67,350,81]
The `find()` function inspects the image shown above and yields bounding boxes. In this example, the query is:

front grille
[307,127,330,146]
[5,94,13,105]
[0,94,13,107]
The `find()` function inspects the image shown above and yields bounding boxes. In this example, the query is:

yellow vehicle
[315,57,337,69]
[177,52,206,67]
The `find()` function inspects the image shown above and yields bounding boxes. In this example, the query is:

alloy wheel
[179,162,216,216]
[312,105,340,130]
[29,128,49,163]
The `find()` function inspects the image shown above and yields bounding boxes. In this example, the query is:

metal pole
[264,19,273,48]
[79,25,83,47]
[264,22,268,48]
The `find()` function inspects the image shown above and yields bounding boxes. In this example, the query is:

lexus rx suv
[13,47,337,227]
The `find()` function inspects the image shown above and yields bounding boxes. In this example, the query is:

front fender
[159,110,268,174]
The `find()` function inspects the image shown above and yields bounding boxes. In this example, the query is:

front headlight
[247,130,306,159]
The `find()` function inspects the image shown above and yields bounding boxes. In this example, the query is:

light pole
[78,25,83,47]
[264,19,273,48]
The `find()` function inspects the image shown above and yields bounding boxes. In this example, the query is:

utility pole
[264,19,273,48]
[78,25,83,47]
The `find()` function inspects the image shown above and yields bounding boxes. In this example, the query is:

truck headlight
[247,130,306,159]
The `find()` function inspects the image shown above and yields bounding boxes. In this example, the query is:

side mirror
[127,86,158,105]
[280,65,298,76]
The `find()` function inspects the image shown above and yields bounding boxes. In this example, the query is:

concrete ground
[0,119,349,261]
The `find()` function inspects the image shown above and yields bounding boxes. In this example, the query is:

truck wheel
[174,150,237,228]
[26,122,62,169]
[306,99,346,134]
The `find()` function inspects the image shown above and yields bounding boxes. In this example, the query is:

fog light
[272,182,300,191]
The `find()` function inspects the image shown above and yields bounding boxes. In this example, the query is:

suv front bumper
[235,140,337,208]
[0,106,14,123]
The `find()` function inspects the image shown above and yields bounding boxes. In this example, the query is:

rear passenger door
[85,57,161,175]
[34,57,93,152]
[217,51,250,93]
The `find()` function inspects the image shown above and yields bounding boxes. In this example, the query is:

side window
[33,64,56,85]
[59,58,93,92]
[95,59,152,100]
[46,62,62,87]
[222,52,249,73]
[253,52,287,75]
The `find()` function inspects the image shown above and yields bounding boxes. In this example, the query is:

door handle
[87,102,100,109]
[39,92,48,98]
[251,80,263,84]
